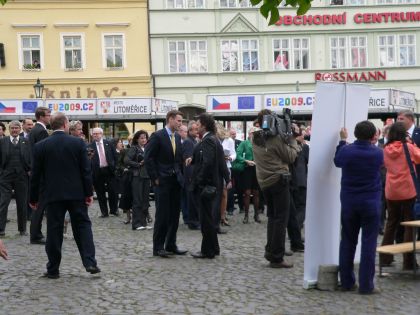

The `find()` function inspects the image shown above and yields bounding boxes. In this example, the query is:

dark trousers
[181,188,189,224]
[213,186,222,232]
[196,188,219,257]
[187,189,199,227]
[93,167,118,216]
[292,187,307,230]
[131,176,150,229]
[263,179,290,263]
[287,192,304,250]
[46,200,97,275]
[153,176,181,252]
[0,172,28,233]
[339,206,379,293]
[228,169,243,211]
[380,198,415,269]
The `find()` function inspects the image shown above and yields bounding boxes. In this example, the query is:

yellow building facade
[0,0,154,138]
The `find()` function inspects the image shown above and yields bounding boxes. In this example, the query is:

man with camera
[252,109,301,268]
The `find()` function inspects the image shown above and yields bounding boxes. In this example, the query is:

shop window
[61,34,84,70]
[168,40,208,73]
[103,34,125,69]
[19,34,42,70]
[221,39,259,72]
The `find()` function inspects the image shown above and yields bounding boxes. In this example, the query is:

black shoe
[31,238,46,245]
[291,246,305,253]
[99,214,109,218]
[0,231,5,237]
[86,266,101,274]
[153,250,172,258]
[217,229,228,235]
[166,248,188,255]
[19,231,28,236]
[191,252,215,259]
[188,224,200,230]
[43,272,59,279]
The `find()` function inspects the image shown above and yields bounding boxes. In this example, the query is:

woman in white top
[217,124,236,226]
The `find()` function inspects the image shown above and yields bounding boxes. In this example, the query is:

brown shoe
[269,261,293,268]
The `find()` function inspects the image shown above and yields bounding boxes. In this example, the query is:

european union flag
[238,96,255,110]
[22,101,38,113]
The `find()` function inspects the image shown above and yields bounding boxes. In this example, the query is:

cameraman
[252,109,301,268]
[124,130,152,231]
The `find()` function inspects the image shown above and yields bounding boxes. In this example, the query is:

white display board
[0,99,43,115]
[303,82,371,288]
[45,99,96,116]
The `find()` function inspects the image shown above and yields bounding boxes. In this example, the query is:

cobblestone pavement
[1,201,420,315]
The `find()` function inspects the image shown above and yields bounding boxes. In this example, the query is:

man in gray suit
[0,121,31,237]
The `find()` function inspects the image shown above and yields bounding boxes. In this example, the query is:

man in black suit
[29,112,100,279]
[187,113,224,258]
[88,127,118,217]
[182,121,199,230]
[29,106,51,244]
[227,128,243,214]
[144,110,187,258]
[0,121,31,237]
[20,118,34,139]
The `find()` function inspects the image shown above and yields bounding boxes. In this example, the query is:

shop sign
[207,94,262,112]
[264,93,315,112]
[0,99,43,115]
[97,98,151,115]
[315,71,386,82]
[390,90,415,108]
[153,99,177,114]
[46,99,95,116]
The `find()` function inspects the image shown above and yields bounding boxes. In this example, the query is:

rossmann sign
[275,11,420,26]
[315,71,387,82]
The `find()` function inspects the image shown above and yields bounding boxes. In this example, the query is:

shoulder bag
[402,142,420,220]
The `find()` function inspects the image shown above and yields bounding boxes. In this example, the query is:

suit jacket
[124,145,148,178]
[0,136,31,175]
[291,143,309,188]
[412,127,420,178]
[88,139,117,175]
[29,122,48,147]
[144,128,183,186]
[182,135,197,190]
[30,131,93,204]
[191,133,228,190]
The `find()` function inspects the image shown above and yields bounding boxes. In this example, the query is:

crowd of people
[0,107,419,295]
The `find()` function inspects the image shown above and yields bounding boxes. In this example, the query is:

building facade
[0,0,157,138]
[149,0,419,133]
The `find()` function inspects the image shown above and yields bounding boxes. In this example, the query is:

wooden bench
[377,220,420,277]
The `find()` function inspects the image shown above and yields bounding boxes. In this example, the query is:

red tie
[98,142,108,167]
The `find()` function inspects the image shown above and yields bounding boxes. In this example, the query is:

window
[378,34,416,67]
[377,0,415,4]
[103,34,125,69]
[19,34,42,70]
[331,0,365,4]
[61,34,84,70]
[167,0,205,8]
[220,0,252,8]
[273,38,310,70]
[169,40,208,73]
[221,39,259,72]
[330,36,367,69]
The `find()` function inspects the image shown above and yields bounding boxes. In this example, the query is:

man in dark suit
[188,113,224,258]
[20,118,34,139]
[29,112,100,279]
[182,121,199,230]
[88,127,118,217]
[227,128,243,214]
[29,106,51,245]
[144,110,187,258]
[0,121,31,237]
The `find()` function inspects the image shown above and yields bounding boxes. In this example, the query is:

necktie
[97,142,108,167]
[171,133,176,156]
[12,137,18,145]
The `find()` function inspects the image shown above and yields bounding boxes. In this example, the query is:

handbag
[200,185,217,199]
[402,142,420,220]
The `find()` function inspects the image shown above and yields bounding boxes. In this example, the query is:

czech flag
[212,98,230,110]
[0,102,16,113]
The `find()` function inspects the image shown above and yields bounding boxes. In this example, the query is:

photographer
[252,109,301,268]
[124,130,152,231]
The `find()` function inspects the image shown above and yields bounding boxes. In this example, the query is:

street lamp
[33,78,44,99]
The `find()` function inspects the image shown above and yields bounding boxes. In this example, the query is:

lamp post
[33,78,44,99]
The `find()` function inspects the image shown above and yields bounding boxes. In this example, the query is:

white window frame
[349,36,368,68]
[101,33,126,70]
[60,33,86,71]
[378,34,416,67]
[330,36,368,69]
[292,38,310,70]
[17,33,44,71]
[219,0,253,8]
[221,39,259,72]
[168,40,208,73]
[166,0,206,8]
[272,38,310,71]
[273,38,291,70]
